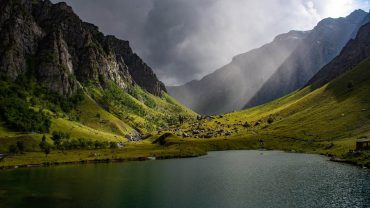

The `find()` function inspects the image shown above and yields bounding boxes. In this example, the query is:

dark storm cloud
[51,0,370,85]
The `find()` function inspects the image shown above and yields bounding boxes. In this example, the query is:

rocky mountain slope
[245,10,369,108]
[0,0,165,96]
[0,0,196,148]
[168,30,309,115]
[307,21,370,89]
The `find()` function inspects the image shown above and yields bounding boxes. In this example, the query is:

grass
[2,58,370,168]
[74,94,133,136]
[0,78,197,162]
[86,83,196,133]
[161,57,370,167]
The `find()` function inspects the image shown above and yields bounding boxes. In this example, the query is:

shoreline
[1,148,368,171]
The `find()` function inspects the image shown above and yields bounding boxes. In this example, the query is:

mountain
[186,24,370,165]
[307,21,370,89]
[245,10,369,108]
[168,30,309,115]
[0,0,165,96]
[0,0,195,148]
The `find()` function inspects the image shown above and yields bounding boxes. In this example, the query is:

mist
[51,0,370,86]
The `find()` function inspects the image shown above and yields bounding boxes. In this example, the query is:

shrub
[8,144,20,154]
[109,142,118,149]
[243,122,251,128]
[347,81,354,91]
[267,117,274,124]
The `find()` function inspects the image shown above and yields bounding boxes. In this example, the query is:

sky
[51,0,370,86]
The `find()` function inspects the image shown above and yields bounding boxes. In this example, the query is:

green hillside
[0,75,196,154]
[173,57,370,165]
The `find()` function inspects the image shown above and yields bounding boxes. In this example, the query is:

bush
[51,131,70,149]
[8,144,20,154]
[109,142,118,149]
[243,122,251,128]
[267,117,274,124]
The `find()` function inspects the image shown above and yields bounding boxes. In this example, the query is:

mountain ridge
[245,10,369,108]
[168,10,368,115]
[0,0,166,97]
[168,30,309,115]
[307,21,370,89]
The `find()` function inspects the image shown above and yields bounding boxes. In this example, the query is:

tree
[39,135,47,150]
[51,131,70,149]
[44,145,51,157]
[347,81,354,91]
[39,135,51,157]
[16,141,25,153]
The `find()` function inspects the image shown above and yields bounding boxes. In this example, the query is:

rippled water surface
[0,150,369,208]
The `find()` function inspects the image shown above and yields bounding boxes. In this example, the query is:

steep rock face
[245,10,368,108]
[168,30,309,115]
[307,21,370,88]
[0,0,44,78]
[105,36,167,95]
[0,0,165,96]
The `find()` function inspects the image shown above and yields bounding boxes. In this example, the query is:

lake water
[0,151,369,208]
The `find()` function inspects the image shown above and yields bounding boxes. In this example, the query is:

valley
[1,0,370,171]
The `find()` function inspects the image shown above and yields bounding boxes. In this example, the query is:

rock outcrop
[0,0,166,96]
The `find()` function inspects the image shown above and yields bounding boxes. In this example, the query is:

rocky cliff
[245,10,368,108]
[307,21,370,88]
[0,0,166,96]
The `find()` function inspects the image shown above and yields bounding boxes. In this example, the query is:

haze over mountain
[245,10,369,108]
[307,19,370,89]
[50,0,370,86]
[169,10,368,115]
[168,31,309,115]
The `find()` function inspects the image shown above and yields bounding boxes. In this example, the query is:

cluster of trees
[36,131,118,156]
[0,92,51,133]
[8,132,119,156]
[102,83,147,117]
[42,89,84,113]
[50,131,118,150]
[0,74,84,133]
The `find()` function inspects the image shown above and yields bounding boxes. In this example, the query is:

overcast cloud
[51,0,370,85]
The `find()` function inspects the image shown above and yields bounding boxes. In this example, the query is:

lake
[0,151,369,208]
